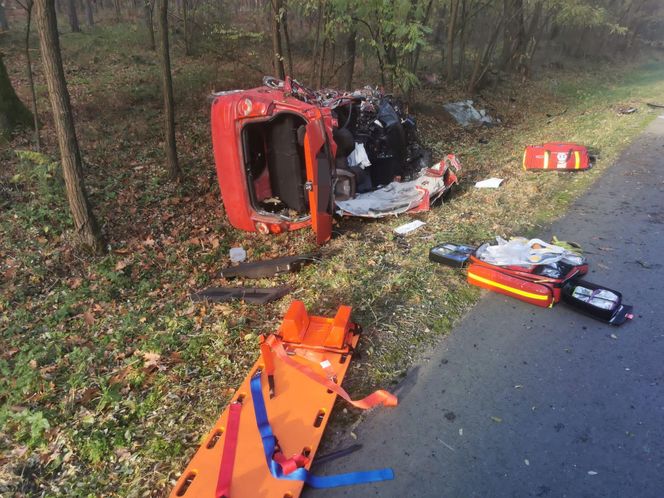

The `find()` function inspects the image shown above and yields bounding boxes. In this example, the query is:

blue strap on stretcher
[249,373,394,488]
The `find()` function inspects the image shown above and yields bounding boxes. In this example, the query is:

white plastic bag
[476,237,568,266]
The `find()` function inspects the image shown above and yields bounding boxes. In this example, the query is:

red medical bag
[466,255,588,308]
[523,143,591,171]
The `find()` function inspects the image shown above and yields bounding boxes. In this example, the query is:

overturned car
[210,76,460,244]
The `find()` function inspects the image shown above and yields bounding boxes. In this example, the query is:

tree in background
[157,0,181,181]
[67,0,81,32]
[270,0,286,79]
[0,1,9,30]
[143,0,156,51]
[0,53,33,141]
[85,0,94,27]
[35,0,105,253]
[15,0,41,149]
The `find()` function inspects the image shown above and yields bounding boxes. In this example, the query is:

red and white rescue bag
[523,143,591,171]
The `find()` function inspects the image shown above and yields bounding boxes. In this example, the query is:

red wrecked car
[210,76,460,244]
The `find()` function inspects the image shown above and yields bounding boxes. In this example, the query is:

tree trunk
[0,54,34,140]
[317,36,327,89]
[468,18,503,93]
[281,0,293,77]
[183,0,191,55]
[340,27,356,89]
[34,0,105,254]
[24,0,41,150]
[157,0,181,181]
[144,0,155,50]
[114,0,121,22]
[501,0,525,69]
[411,0,435,77]
[309,0,323,85]
[457,0,466,79]
[519,0,544,79]
[0,1,8,30]
[270,0,285,79]
[446,0,459,81]
[85,0,94,26]
[67,0,81,32]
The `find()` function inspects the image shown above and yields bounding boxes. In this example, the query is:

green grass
[1,20,664,496]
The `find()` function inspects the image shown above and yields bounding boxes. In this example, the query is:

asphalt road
[309,116,664,498]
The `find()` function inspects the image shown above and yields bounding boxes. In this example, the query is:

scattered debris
[394,220,426,235]
[551,236,583,254]
[190,285,292,304]
[437,438,456,451]
[229,247,247,263]
[443,100,494,127]
[646,102,664,109]
[336,155,461,218]
[474,177,504,189]
[221,254,316,279]
[310,444,363,468]
[587,470,598,476]
[617,106,638,115]
[491,416,503,423]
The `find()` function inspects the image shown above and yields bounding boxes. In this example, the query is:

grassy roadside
[1,23,664,496]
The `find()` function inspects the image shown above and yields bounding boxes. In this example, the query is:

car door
[303,117,334,245]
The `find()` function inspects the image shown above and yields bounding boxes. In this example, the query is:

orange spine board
[170,302,357,498]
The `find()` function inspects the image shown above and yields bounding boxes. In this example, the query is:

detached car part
[220,254,316,279]
[190,285,291,304]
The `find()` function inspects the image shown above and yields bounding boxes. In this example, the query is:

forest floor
[2,22,664,497]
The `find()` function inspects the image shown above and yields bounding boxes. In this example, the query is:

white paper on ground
[474,177,504,188]
[394,220,426,235]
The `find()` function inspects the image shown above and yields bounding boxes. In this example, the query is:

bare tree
[446,0,460,81]
[501,0,525,69]
[34,0,105,253]
[67,0,81,32]
[468,17,503,93]
[15,0,41,149]
[0,1,9,30]
[340,27,356,89]
[281,0,293,77]
[309,0,323,85]
[157,0,181,181]
[85,0,94,27]
[143,0,155,50]
[270,0,286,79]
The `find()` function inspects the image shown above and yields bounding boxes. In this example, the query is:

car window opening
[242,113,310,220]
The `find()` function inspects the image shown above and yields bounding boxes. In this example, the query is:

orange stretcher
[170,301,397,498]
